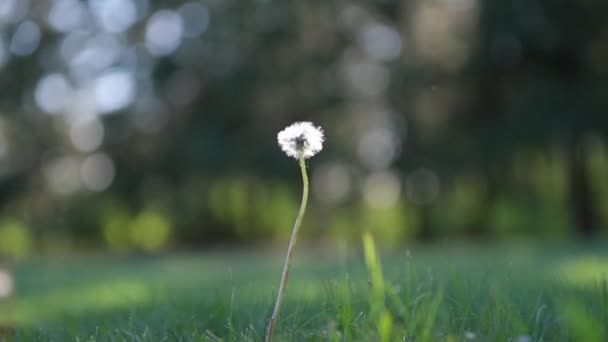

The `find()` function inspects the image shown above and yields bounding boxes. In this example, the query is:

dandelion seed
[277,121,324,159]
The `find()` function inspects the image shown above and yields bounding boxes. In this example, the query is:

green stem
[266,154,309,342]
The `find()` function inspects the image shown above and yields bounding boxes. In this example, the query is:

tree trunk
[568,139,597,237]
[468,168,498,238]
[416,206,433,241]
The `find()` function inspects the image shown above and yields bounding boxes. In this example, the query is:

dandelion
[277,121,324,159]
[266,121,324,342]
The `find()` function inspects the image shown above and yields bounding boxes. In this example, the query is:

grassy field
[1,240,608,341]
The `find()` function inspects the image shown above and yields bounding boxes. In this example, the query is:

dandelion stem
[266,154,309,342]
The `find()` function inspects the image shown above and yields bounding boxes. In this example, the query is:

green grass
[1,241,608,341]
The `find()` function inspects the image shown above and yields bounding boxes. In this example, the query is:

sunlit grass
[1,242,608,341]
[553,255,608,287]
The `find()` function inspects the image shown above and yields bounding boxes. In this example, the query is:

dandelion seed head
[277,121,324,159]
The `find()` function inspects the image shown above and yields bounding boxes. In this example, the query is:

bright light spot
[44,156,81,195]
[343,61,389,97]
[94,70,135,114]
[553,256,608,287]
[178,2,209,38]
[34,73,73,114]
[70,33,125,79]
[70,118,104,152]
[0,0,17,21]
[47,0,86,32]
[145,10,183,56]
[363,171,401,209]
[80,152,115,191]
[359,23,402,62]
[313,162,352,204]
[358,127,399,170]
[89,0,137,33]
[65,86,98,120]
[9,20,41,56]
[0,268,12,298]
[406,168,440,205]
[0,0,27,24]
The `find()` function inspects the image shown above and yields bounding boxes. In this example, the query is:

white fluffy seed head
[277,122,324,159]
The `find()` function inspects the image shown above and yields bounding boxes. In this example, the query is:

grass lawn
[1,241,608,341]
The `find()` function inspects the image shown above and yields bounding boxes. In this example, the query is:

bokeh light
[47,0,87,33]
[0,0,28,24]
[89,0,137,34]
[70,118,104,152]
[312,162,352,204]
[0,268,13,298]
[35,73,73,114]
[9,20,40,56]
[363,170,402,209]
[94,70,135,114]
[358,127,400,170]
[0,219,31,259]
[145,10,183,56]
[44,156,82,195]
[80,152,115,191]
[178,2,209,38]
[358,23,402,62]
[129,210,171,251]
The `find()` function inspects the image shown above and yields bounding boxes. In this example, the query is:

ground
[1,241,607,341]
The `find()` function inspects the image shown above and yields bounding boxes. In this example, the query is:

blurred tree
[0,0,606,248]
[401,0,608,237]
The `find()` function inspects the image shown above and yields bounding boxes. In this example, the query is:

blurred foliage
[0,0,606,255]
[0,219,31,259]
